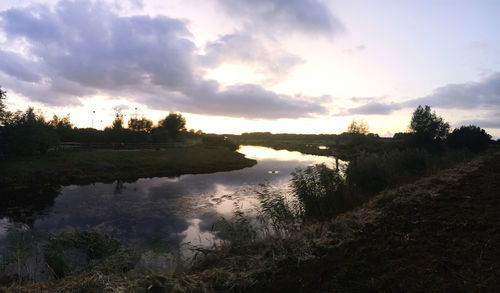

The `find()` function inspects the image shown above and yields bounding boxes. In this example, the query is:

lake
[0,146,338,253]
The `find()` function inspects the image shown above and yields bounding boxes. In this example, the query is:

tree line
[0,87,201,157]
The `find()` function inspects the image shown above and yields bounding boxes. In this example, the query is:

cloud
[0,0,327,119]
[345,102,402,115]
[0,50,42,82]
[343,44,366,55]
[179,83,328,119]
[215,0,343,36]
[403,72,500,109]
[454,118,500,129]
[344,72,500,115]
[199,32,304,83]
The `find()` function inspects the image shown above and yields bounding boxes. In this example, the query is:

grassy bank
[0,146,257,187]
[5,151,498,292]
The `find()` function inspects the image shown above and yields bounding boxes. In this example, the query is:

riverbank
[227,133,398,159]
[5,150,499,292]
[0,146,257,188]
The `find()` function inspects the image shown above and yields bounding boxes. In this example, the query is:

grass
[0,146,257,187]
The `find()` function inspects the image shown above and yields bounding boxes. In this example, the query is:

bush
[346,149,436,195]
[345,147,473,196]
[447,125,491,152]
[291,164,347,221]
[346,154,389,195]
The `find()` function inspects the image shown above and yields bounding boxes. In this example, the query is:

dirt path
[272,152,500,292]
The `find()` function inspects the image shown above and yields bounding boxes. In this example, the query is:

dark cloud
[0,50,42,82]
[180,83,328,119]
[199,32,304,82]
[0,0,327,119]
[454,118,500,129]
[403,72,500,109]
[345,72,500,115]
[345,102,401,115]
[215,0,343,36]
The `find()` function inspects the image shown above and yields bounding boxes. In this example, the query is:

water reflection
[0,146,338,250]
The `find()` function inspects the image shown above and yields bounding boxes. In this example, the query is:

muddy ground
[269,152,500,292]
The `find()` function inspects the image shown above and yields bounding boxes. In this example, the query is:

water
[0,146,337,251]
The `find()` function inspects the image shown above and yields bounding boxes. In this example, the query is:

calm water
[0,146,337,251]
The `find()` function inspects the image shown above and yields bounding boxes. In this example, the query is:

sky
[0,0,499,137]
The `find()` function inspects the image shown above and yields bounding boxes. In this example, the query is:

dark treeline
[0,86,245,157]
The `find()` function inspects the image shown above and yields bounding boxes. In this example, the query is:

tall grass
[346,147,473,196]
[291,164,348,221]
[256,187,301,238]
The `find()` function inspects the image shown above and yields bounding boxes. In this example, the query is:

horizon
[1,0,499,138]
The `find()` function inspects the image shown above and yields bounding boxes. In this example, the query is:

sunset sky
[0,0,499,137]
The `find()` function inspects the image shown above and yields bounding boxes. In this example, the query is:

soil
[270,151,500,292]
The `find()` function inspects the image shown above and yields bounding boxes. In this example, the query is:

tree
[409,105,449,142]
[50,114,74,141]
[128,117,153,132]
[447,125,491,152]
[0,108,59,156]
[49,114,73,130]
[158,113,186,139]
[347,118,369,135]
[0,86,7,123]
[111,109,124,130]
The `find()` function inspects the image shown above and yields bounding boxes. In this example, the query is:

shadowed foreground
[270,152,500,292]
[5,152,499,292]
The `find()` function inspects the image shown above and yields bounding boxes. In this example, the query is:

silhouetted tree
[111,110,124,130]
[447,125,491,152]
[50,114,74,141]
[49,114,73,129]
[159,113,186,139]
[409,105,449,142]
[128,117,153,132]
[0,86,6,123]
[347,118,369,135]
[0,108,59,156]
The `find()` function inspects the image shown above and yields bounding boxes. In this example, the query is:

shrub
[291,164,347,221]
[346,154,389,195]
[447,125,491,152]
[345,147,472,196]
